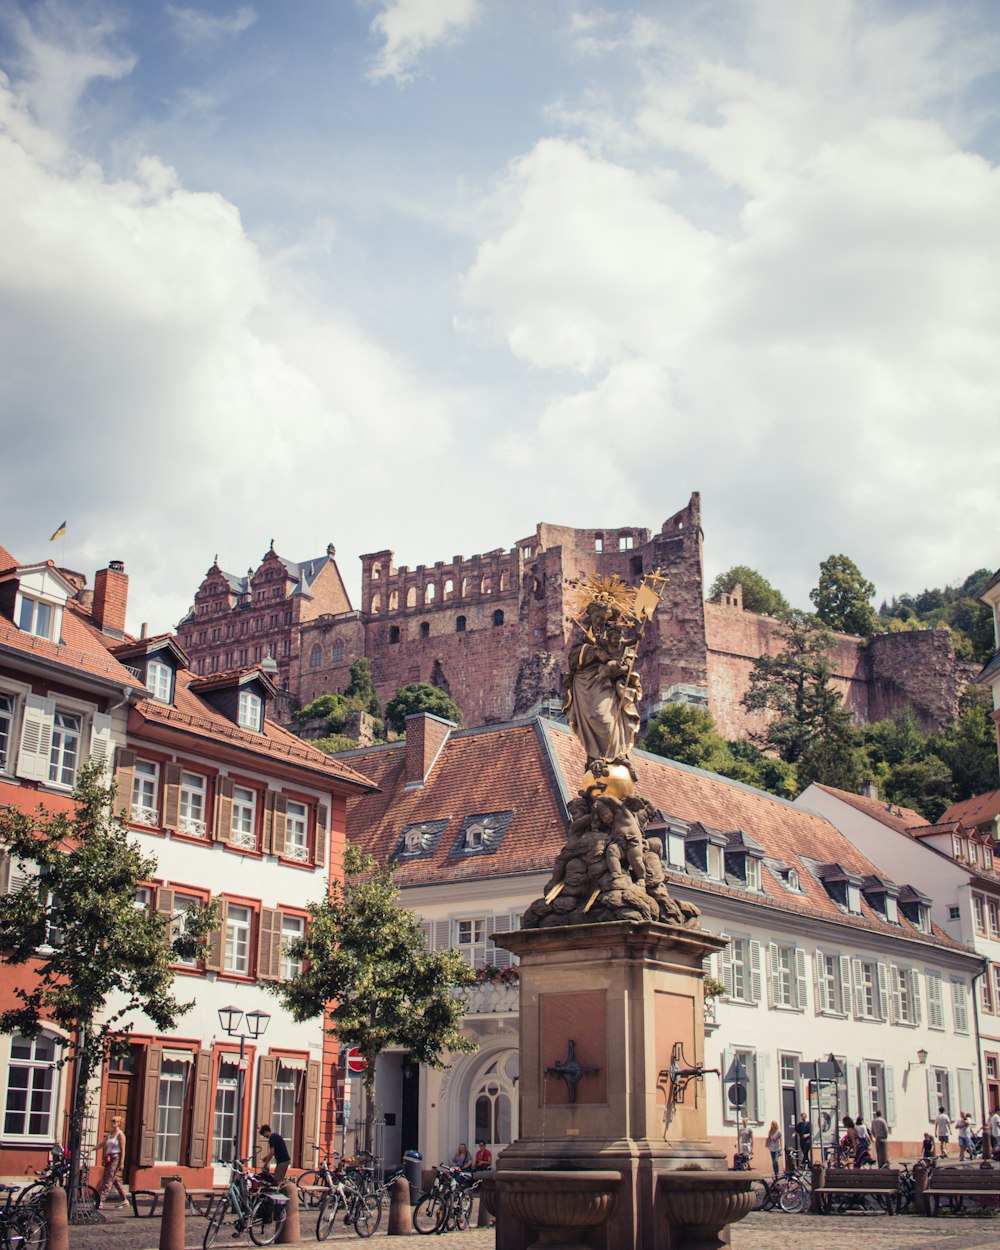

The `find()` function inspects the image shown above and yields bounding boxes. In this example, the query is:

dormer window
[404,829,424,853]
[846,883,861,914]
[745,857,761,891]
[18,596,55,640]
[786,868,800,891]
[146,660,172,703]
[238,690,262,732]
[984,846,994,871]
[465,823,484,850]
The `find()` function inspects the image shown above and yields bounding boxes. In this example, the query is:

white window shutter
[432,919,451,950]
[5,857,38,895]
[419,920,431,949]
[767,942,778,1007]
[89,712,114,781]
[928,974,944,1029]
[859,1066,873,1123]
[958,1068,976,1116]
[851,959,864,1017]
[794,948,807,1011]
[845,1062,857,1119]
[749,940,762,1004]
[910,970,921,1026]
[838,955,851,1015]
[15,694,55,783]
[813,951,823,1008]
[720,936,734,998]
[926,1067,937,1119]
[754,1052,767,1123]
[877,962,890,1021]
[889,965,901,1024]
[884,1066,896,1125]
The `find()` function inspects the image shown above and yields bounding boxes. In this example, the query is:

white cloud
[166,5,258,45]
[366,0,482,84]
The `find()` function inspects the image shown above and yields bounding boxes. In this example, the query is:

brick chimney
[93,560,128,638]
[404,712,456,788]
[862,780,878,801]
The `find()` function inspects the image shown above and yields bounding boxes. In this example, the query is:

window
[456,616,466,633]
[951,978,970,1034]
[212,1058,239,1163]
[745,858,761,891]
[0,692,14,772]
[172,895,200,968]
[985,846,994,871]
[309,644,322,669]
[156,1058,189,1163]
[331,641,344,663]
[982,972,994,1014]
[146,660,171,702]
[238,691,262,732]
[863,1061,889,1124]
[224,905,252,975]
[769,943,805,1009]
[230,786,257,850]
[473,1068,512,1147]
[4,1032,59,1140]
[779,1054,797,1084]
[48,711,80,787]
[272,1064,299,1161]
[285,801,309,862]
[948,906,961,921]
[974,895,986,935]
[455,917,488,968]
[932,1067,951,1117]
[853,959,885,1020]
[594,535,603,552]
[994,965,1000,1011]
[492,610,504,627]
[17,596,55,640]
[389,626,400,644]
[420,622,430,639]
[281,914,305,979]
[131,759,160,825]
[816,952,848,1015]
[179,772,207,837]
[720,936,761,1004]
[618,535,634,550]
[729,1048,760,1122]
[926,971,946,1029]
[989,901,1000,940]
[892,966,920,1025]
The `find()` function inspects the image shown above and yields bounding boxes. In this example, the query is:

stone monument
[493,573,758,1250]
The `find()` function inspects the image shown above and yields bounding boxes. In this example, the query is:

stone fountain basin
[495,1170,620,1234]
[658,1169,763,1231]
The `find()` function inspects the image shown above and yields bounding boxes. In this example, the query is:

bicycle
[314,1160,381,1240]
[0,1185,46,1250]
[202,1157,287,1249]
[749,1171,808,1214]
[413,1165,477,1234]
[14,1147,99,1215]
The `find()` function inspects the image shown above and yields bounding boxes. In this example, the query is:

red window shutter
[188,1050,214,1169]
[138,1046,163,1167]
[162,763,183,830]
[215,777,234,844]
[113,749,136,819]
[204,898,227,973]
[315,805,328,869]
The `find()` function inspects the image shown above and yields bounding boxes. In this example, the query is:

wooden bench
[920,1165,1000,1216]
[813,1167,901,1215]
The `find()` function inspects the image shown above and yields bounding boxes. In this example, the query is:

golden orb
[582,764,635,801]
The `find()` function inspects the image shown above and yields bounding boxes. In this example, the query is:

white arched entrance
[448,1045,519,1160]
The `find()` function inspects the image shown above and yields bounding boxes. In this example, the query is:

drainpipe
[971,956,990,1143]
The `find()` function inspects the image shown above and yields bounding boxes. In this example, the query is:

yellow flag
[49,521,67,541]
[634,582,661,620]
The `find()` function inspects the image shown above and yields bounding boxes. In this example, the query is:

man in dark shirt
[793,1113,813,1165]
[258,1123,291,1183]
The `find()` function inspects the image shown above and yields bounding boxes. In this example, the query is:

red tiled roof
[941,788,1000,829]
[134,669,376,791]
[812,784,927,834]
[344,717,964,950]
[0,545,18,573]
[0,607,146,690]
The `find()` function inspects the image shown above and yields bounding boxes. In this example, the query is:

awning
[275,1056,307,1072]
[161,1049,195,1065]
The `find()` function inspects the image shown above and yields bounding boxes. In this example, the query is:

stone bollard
[276,1181,300,1244]
[387,1174,413,1235]
[43,1185,69,1250]
[159,1179,185,1250]
[913,1159,929,1215]
[809,1162,826,1214]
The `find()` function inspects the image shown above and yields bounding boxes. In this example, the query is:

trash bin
[402,1150,423,1203]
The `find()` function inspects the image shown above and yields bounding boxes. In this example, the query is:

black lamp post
[218,1005,271,1161]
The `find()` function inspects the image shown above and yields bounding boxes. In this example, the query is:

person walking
[792,1112,813,1166]
[934,1106,951,1157]
[96,1115,127,1207]
[853,1116,873,1168]
[956,1111,973,1161]
[765,1121,782,1178]
[989,1108,1000,1160]
[840,1115,858,1164]
[735,1117,753,1169]
[258,1123,290,1183]
[871,1108,889,1167]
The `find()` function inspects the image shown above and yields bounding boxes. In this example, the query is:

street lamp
[218,1005,271,1162]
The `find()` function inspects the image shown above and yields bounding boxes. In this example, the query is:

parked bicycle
[13,1146,98,1215]
[312,1158,381,1241]
[0,1185,46,1250]
[413,1165,477,1235]
[202,1156,287,1248]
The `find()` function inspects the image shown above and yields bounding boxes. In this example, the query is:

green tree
[927,699,998,804]
[0,763,216,1217]
[709,565,790,617]
[269,846,476,1150]
[311,733,360,754]
[742,612,835,763]
[385,683,463,734]
[294,692,352,735]
[810,554,878,637]
[642,704,730,769]
[345,657,382,719]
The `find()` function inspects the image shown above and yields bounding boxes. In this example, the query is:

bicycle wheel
[4,1209,47,1250]
[353,1194,382,1238]
[295,1170,325,1208]
[248,1193,285,1246]
[203,1196,231,1250]
[456,1189,474,1230]
[413,1192,445,1234]
[779,1178,807,1213]
[11,1187,47,1212]
[316,1195,343,1241]
[750,1179,769,1210]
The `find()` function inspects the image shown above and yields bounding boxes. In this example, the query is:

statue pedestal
[493,921,737,1250]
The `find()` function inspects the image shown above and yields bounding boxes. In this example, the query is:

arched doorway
[468,1051,518,1158]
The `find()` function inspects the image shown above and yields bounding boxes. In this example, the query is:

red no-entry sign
[345,1047,368,1075]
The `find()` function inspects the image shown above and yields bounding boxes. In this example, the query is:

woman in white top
[97,1115,127,1206]
[765,1122,782,1178]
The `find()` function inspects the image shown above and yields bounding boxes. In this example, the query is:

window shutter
[419,920,432,949]
[794,948,807,1011]
[433,919,452,951]
[719,936,734,998]
[889,966,901,1024]
[884,1066,896,1125]
[749,940,762,1005]
[15,694,54,783]
[188,1050,214,1168]
[859,1065,873,1123]
[138,1046,163,1166]
[314,804,328,869]
[205,899,227,972]
[838,956,851,1015]
[272,794,287,857]
[845,1062,857,1119]
[89,712,114,781]
[162,763,183,830]
[876,962,890,1021]
[928,973,944,1029]
[926,1067,937,1119]
[262,792,274,854]
[952,979,969,1033]
[767,942,779,1008]
[214,777,234,844]
[910,970,922,1026]
[813,951,823,1010]
[958,1068,976,1117]
[255,1055,278,1142]
[258,908,281,981]
[851,959,864,1017]
[492,914,512,970]
[754,1053,767,1123]
[112,749,136,819]
[156,887,176,948]
[301,1060,322,1170]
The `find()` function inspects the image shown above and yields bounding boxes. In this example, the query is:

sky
[1,0,999,636]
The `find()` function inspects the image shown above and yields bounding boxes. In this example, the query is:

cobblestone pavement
[61,1205,1000,1250]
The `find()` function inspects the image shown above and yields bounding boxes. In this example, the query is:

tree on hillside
[742,612,836,761]
[879,568,995,663]
[293,657,385,744]
[345,657,382,719]
[385,683,463,734]
[269,846,475,1151]
[0,764,216,1218]
[810,554,878,637]
[708,566,790,617]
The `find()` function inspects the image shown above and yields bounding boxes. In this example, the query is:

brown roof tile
[812,784,928,834]
[941,788,1000,828]
[0,609,146,690]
